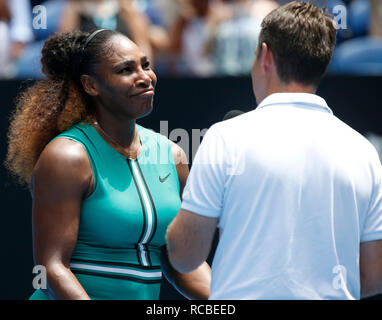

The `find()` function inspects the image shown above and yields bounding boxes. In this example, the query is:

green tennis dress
[29,122,181,300]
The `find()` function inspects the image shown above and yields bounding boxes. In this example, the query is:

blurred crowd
[0,0,381,79]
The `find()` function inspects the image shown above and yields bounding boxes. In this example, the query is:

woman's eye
[143,62,150,69]
[119,67,131,74]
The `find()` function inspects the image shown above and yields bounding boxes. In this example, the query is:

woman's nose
[136,69,152,88]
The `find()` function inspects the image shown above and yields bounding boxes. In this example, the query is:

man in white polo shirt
[165,1,382,299]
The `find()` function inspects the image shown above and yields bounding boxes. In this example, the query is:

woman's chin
[136,104,153,120]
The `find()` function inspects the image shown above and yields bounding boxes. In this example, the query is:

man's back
[194,93,382,299]
[165,2,382,300]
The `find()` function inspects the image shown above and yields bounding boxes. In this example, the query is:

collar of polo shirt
[256,92,333,114]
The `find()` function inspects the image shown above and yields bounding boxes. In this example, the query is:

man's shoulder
[331,115,377,151]
[212,110,256,134]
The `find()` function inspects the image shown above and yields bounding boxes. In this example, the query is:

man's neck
[258,81,316,105]
[270,81,316,95]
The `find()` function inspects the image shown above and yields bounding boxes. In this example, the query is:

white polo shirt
[181,93,382,300]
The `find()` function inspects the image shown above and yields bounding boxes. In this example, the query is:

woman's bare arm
[32,138,93,299]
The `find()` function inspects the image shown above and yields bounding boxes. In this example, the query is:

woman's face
[88,34,157,120]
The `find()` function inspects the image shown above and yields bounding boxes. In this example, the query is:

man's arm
[360,148,382,298]
[159,142,213,299]
[160,245,211,300]
[163,126,224,296]
[360,239,382,298]
[166,209,218,274]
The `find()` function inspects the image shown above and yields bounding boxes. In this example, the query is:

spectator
[211,0,278,75]
[151,0,183,31]
[370,0,382,38]
[169,0,228,76]
[0,0,34,78]
[169,0,278,77]
[59,0,153,64]
[134,0,174,74]
[251,0,280,18]
[0,0,11,77]
[0,0,10,21]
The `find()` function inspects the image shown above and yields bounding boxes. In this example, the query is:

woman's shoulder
[55,121,90,139]
[169,140,188,166]
[31,137,93,201]
[52,121,98,150]
[33,136,92,185]
[37,137,91,171]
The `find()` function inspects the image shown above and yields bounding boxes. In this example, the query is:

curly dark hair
[5,29,119,186]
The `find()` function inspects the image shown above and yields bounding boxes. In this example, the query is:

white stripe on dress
[70,263,162,278]
[131,159,153,266]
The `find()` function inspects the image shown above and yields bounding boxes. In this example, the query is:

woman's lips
[131,89,155,97]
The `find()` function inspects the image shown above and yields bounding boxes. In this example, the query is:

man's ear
[260,42,274,73]
[80,74,99,97]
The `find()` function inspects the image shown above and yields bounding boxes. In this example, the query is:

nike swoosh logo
[159,173,171,183]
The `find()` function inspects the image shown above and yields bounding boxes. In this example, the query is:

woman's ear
[80,74,99,97]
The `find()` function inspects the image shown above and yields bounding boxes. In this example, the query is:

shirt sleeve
[361,150,382,242]
[181,124,228,218]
